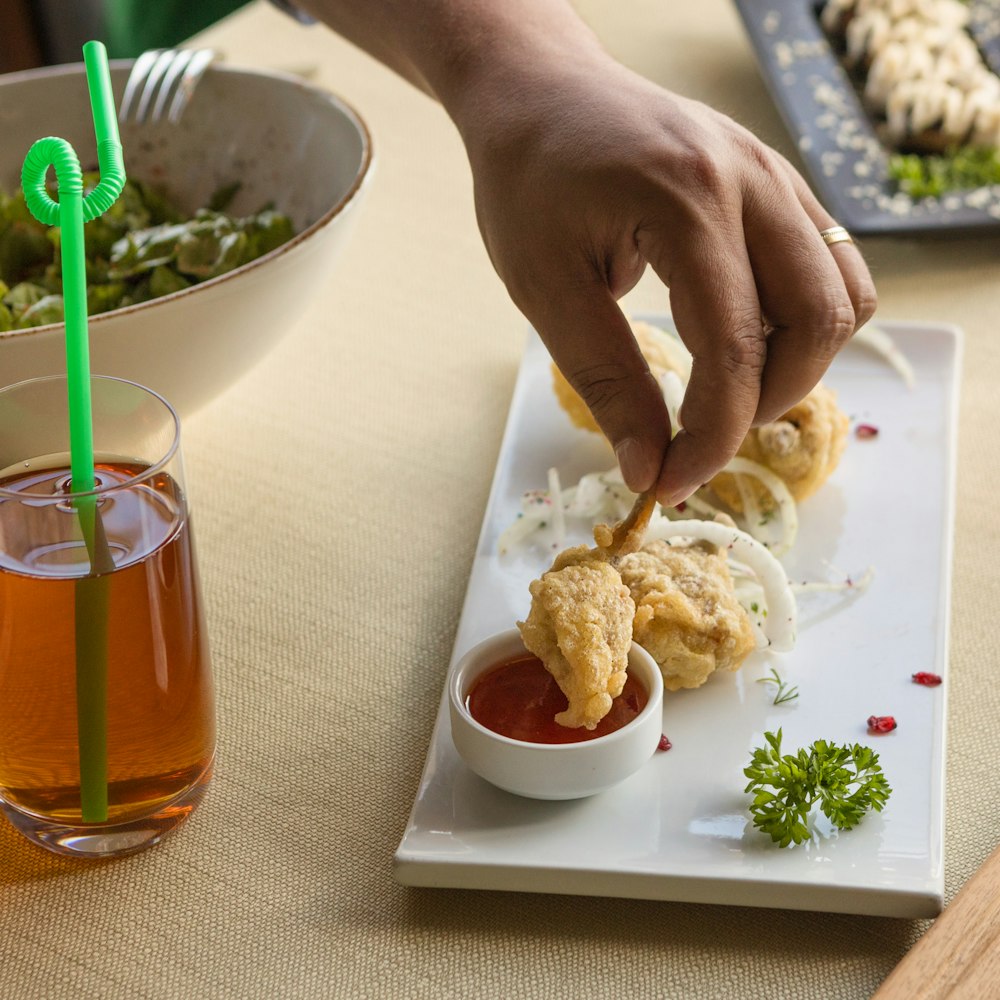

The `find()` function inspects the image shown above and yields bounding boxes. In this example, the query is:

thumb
[531,292,670,492]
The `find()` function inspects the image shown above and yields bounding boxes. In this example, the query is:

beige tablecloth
[3,2,999,997]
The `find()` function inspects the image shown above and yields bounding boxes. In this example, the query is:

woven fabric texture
[2,3,998,998]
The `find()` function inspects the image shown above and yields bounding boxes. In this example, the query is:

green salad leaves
[889,144,1000,199]
[744,729,892,848]
[0,176,294,331]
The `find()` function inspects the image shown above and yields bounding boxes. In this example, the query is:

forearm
[294,0,608,124]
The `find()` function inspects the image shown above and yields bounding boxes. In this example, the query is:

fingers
[740,173,857,423]
[636,142,878,505]
[638,217,767,506]
[745,153,877,423]
[778,153,878,330]
[527,285,671,493]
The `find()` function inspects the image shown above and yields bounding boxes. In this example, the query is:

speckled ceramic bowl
[0,61,372,416]
[449,628,664,800]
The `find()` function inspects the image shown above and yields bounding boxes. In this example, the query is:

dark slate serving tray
[732,0,1000,236]
[969,0,1000,78]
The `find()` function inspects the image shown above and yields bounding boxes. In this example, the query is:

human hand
[452,51,877,505]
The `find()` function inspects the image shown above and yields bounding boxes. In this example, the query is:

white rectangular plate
[394,317,961,918]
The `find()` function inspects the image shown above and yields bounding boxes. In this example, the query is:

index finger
[525,282,673,493]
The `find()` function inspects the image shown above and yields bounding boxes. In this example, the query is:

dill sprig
[756,667,799,705]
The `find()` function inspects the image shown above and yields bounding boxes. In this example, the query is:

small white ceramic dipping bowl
[449,628,664,800]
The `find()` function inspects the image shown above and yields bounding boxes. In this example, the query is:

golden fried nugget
[593,490,657,557]
[550,320,689,434]
[710,383,850,512]
[617,540,755,692]
[517,545,635,730]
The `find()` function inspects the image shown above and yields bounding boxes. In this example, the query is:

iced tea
[0,460,214,839]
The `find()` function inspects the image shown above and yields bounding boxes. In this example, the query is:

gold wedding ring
[819,225,854,247]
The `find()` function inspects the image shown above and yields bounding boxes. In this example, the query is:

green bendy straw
[21,40,125,823]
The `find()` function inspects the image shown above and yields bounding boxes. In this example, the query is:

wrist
[292,0,612,115]
[416,3,612,131]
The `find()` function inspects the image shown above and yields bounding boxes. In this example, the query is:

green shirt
[103,0,252,58]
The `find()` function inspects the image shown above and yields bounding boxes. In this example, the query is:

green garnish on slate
[0,175,293,331]
[889,145,1000,199]
[744,729,891,848]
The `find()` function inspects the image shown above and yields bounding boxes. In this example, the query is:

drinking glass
[0,375,215,857]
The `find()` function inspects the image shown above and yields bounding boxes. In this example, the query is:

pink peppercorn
[867,715,897,734]
[856,423,879,439]
[657,734,672,752]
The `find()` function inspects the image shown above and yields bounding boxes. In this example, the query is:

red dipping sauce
[466,652,648,744]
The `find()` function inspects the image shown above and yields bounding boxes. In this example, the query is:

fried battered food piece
[593,490,657,557]
[617,539,754,692]
[709,383,849,512]
[551,320,689,434]
[517,545,635,730]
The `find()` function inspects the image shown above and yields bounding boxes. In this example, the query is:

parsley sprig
[888,146,1000,199]
[743,730,892,847]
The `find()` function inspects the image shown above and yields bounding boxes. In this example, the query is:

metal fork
[118,49,216,125]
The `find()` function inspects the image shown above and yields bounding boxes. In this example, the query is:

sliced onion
[658,370,685,431]
[680,491,725,520]
[722,456,799,554]
[791,565,875,594]
[547,466,566,549]
[853,324,915,388]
